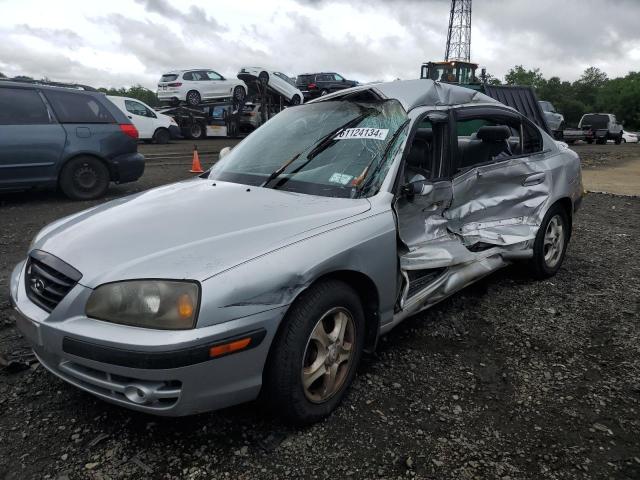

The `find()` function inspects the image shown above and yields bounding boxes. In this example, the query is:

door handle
[127,115,132,119]
[522,172,546,186]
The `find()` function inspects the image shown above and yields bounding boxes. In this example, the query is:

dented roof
[314,79,500,111]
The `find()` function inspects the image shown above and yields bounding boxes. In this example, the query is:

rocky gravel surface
[0,141,638,479]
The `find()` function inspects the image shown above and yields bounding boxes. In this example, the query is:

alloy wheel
[543,214,565,268]
[301,307,356,403]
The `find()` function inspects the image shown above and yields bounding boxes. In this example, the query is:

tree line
[494,66,640,131]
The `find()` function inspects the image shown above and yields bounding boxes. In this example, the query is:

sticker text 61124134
[334,128,389,141]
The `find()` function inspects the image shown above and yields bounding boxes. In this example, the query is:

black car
[295,72,357,100]
[0,80,145,200]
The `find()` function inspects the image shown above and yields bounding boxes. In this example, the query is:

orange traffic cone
[189,145,204,173]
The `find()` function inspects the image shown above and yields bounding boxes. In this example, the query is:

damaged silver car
[10,79,583,424]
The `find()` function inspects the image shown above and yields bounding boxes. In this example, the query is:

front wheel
[59,156,110,200]
[528,204,569,279]
[615,135,622,145]
[153,128,171,144]
[258,71,269,86]
[263,280,365,424]
[290,94,301,106]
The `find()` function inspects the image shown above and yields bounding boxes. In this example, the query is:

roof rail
[0,77,99,92]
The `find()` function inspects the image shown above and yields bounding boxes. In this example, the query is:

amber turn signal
[177,293,194,319]
[209,337,252,358]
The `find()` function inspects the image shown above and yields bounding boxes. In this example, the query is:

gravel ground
[0,141,639,479]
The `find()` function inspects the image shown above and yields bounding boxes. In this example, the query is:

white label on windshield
[335,128,389,141]
[329,173,353,185]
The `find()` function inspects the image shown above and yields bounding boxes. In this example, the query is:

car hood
[33,179,371,287]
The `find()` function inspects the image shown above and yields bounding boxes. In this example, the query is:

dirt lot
[0,140,639,480]
[573,143,640,196]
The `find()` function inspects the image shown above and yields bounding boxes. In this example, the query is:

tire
[528,204,570,279]
[290,94,301,106]
[59,156,110,201]
[153,128,170,144]
[615,135,622,145]
[185,122,205,140]
[320,89,329,96]
[258,71,269,86]
[263,279,365,425]
[233,86,246,102]
[186,90,201,106]
[622,138,626,143]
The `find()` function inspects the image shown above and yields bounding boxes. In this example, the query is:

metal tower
[444,0,472,62]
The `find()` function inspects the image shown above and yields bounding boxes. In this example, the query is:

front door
[0,87,66,188]
[124,99,157,139]
[446,106,550,248]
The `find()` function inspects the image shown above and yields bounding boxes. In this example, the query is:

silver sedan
[10,79,583,424]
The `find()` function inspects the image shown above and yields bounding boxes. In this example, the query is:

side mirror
[219,146,232,159]
[402,180,434,197]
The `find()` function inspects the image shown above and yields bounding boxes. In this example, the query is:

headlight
[86,280,200,330]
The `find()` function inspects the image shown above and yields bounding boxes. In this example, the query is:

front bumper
[10,260,284,416]
[168,125,182,139]
[109,152,145,184]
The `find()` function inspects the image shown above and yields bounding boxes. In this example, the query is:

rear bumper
[109,152,145,183]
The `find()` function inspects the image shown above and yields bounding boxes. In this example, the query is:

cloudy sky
[1,0,639,89]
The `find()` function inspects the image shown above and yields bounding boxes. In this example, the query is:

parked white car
[238,67,304,105]
[622,131,639,143]
[107,96,179,144]
[156,70,247,106]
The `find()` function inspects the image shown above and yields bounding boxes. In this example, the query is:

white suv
[157,70,247,106]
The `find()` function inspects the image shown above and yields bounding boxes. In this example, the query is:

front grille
[25,250,82,312]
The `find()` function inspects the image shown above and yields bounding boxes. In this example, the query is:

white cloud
[0,0,638,89]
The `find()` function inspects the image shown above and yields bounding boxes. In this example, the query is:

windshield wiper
[262,111,374,189]
[260,152,301,187]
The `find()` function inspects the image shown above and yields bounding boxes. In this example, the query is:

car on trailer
[238,67,304,106]
[0,79,144,200]
[156,69,248,107]
[11,79,582,425]
[107,95,180,144]
[296,72,358,100]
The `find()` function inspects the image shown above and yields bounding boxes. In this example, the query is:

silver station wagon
[10,80,583,424]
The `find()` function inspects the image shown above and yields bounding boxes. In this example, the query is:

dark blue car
[0,80,145,200]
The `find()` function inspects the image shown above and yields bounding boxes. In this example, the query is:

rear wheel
[290,94,301,106]
[185,122,206,140]
[59,156,110,200]
[263,280,364,424]
[186,90,201,106]
[615,134,622,145]
[528,204,569,279]
[320,89,329,96]
[153,128,170,144]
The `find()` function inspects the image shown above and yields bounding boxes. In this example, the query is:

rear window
[161,74,178,82]
[0,87,51,125]
[581,114,608,129]
[44,90,115,124]
[296,75,314,85]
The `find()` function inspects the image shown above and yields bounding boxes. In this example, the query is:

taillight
[308,83,317,89]
[119,124,139,139]
[168,82,182,87]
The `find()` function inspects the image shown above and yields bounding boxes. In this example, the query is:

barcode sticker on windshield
[329,173,353,185]
[335,128,389,141]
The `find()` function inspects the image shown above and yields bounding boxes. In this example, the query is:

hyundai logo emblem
[34,279,46,292]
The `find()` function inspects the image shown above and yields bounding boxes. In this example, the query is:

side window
[404,119,434,183]
[183,72,193,81]
[125,100,155,118]
[455,114,521,170]
[206,71,223,80]
[318,74,332,82]
[0,88,51,125]
[334,74,344,81]
[43,90,115,124]
[522,119,543,154]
